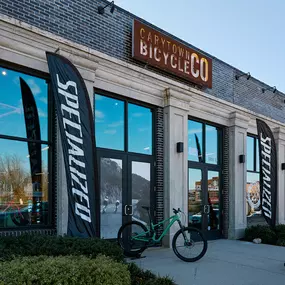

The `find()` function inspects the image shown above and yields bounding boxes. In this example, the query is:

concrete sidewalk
[129,239,285,285]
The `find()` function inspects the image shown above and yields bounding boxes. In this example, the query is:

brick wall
[1,0,285,123]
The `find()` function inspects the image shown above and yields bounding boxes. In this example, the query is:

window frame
[0,60,55,231]
[188,117,222,167]
[94,88,155,156]
[247,134,259,174]
[94,88,157,239]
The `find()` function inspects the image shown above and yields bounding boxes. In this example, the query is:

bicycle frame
[132,213,182,243]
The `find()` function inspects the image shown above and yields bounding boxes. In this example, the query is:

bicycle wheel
[172,226,207,262]
[117,221,149,257]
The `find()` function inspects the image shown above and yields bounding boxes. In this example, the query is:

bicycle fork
[177,219,191,244]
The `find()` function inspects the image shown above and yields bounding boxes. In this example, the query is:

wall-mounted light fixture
[281,163,285,170]
[235,72,251,80]
[98,1,115,15]
[262,86,277,94]
[177,142,184,153]
[239,154,245,163]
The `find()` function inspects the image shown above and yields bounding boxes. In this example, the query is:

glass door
[206,170,221,239]
[126,155,153,225]
[188,167,222,239]
[188,168,205,231]
[98,152,127,239]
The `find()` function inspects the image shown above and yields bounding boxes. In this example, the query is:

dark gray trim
[155,107,164,238]
[222,127,229,238]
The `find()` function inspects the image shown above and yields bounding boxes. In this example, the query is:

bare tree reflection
[0,154,30,205]
[0,153,49,227]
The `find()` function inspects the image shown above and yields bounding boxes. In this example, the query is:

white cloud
[138,127,149,132]
[38,108,48,118]
[108,120,124,128]
[188,127,216,135]
[0,102,21,118]
[104,129,117,135]
[39,97,48,104]
[26,79,42,96]
[95,110,104,119]
[132,112,143,118]
[188,128,202,135]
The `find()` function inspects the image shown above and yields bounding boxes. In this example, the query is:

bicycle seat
[142,206,150,210]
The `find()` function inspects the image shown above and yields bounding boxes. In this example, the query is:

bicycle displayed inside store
[117,207,208,262]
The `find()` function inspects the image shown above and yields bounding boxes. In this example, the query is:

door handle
[124,205,133,216]
[204,205,210,214]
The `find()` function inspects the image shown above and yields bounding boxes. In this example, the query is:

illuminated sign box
[132,19,213,89]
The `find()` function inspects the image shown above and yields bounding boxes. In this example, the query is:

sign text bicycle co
[132,19,212,88]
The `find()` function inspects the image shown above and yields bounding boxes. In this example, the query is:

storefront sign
[132,19,213,88]
[46,52,98,237]
[256,119,277,227]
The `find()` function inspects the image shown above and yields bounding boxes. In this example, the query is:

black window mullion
[202,123,206,163]
[125,101,128,153]
[0,134,50,145]
[253,138,256,172]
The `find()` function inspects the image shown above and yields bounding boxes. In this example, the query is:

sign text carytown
[132,19,213,88]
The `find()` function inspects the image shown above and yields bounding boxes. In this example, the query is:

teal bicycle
[117,207,207,262]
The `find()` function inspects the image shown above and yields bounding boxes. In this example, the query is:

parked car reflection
[0,201,48,227]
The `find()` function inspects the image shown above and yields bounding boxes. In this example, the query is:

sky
[116,0,285,94]
[0,67,49,172]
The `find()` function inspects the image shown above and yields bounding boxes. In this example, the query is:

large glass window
[188,118,222,238]
[94,93,154,239]
[95,94,153,155]
[0,66,51,229]
[206,125,218,164]
[246,135,265,226]
[128,104,152,155]
[188,121,203,162]
[188,120,219,164]
[95,94,124,151]
[0,67,48,140]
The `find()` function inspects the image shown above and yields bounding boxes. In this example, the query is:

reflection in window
[247,136,254,171]
[100,158,122,239]
[188,120,203,162]
[256,139,260,172]
[0,140,49,228]
[188,168,202,229]
[207,171,219,230]
[246,135,266,226]
[132,161,150,225]
[0,67,48,141]
[128,104,152,155]
[95,94,124,151]
[206,125,218,164]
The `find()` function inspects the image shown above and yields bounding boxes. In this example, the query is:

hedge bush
[244,225,277,244]
[0,234,123,262]
[0,254,130,285]
[127,262,176,285]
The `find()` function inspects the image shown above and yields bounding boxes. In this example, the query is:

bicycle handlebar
[173,208,181,214]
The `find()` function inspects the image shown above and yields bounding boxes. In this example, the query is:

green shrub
[244,225,277,245]
[127,262,176,285]
[0,254,130,285]
[276,239,285,247]
[274,224,285,235]
[0,234,123,262]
